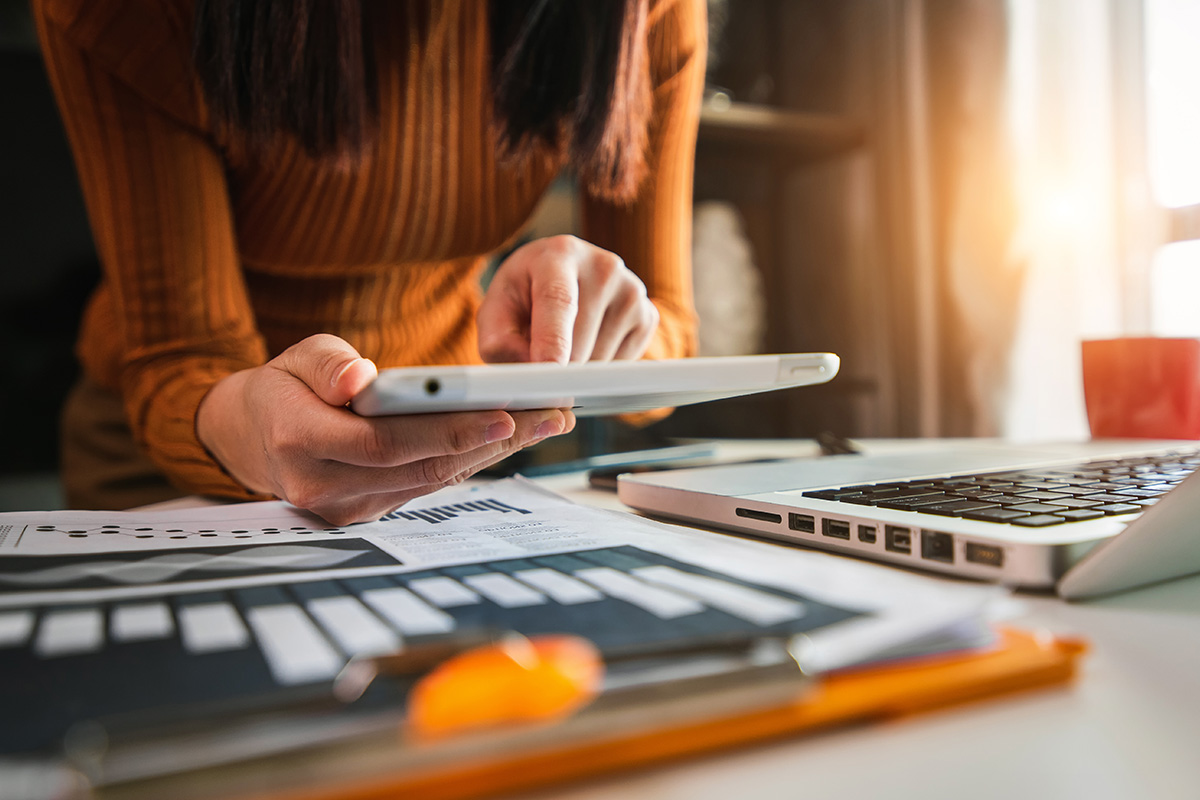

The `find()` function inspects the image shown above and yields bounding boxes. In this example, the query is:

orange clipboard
[230,627,1085,800]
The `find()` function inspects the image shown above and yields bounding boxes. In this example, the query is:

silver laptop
[617,440,1200,599]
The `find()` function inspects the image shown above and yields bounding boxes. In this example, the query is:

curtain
[871,0,1023,437]
[906,0,1136,439]
[1001,0,1135,439]
[925,0,1025,436]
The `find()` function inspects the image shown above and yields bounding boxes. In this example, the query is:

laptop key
[1161,470,1194,479]
[1057,486,1115,496]
[1010,514,1067,527]
[877,495,955,510]
[921,500,1002,517]
[961,507,1031,523]
[1014,490,1073,501]
[1039,497,1101,509]
[1055,508,1106,522]
[948,488,1000,498]
[936,479,982,488]
[1094,503,1143,516]
[1007,502,1070,514]
[1077,492,1139,504]
[1115,486,1172,498]
[950,492,1009,503]
[1015,481,1072,490]
[842,494,895,505]
[858,488,947,503]
[1041,475,1100,485]
[801,489,865,501]
[990,495,1035,505]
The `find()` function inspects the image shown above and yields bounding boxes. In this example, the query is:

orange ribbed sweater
[34,0,703,498]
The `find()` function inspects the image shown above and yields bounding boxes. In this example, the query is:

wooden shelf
[698,102,865,162]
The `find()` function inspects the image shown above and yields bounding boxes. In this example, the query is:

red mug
[1082,337,1200,439]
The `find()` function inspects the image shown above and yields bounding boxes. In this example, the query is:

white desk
[29,440,1197,800]
[519,441,1200,800]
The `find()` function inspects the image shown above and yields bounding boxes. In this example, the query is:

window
[1146,0,1200,335]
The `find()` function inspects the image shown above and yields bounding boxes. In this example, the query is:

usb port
[857,524,877,544]
[965,542,1004,567]
[735,508,782,524]
[822,518,851,539]
[789,513,815,533]
[920,530,954,563]
[885,525,912,554]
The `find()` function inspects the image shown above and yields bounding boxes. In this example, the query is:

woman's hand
[196,334,575,525]
[477,235,660,364]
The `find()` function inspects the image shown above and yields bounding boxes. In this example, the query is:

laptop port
[920,530,954,563]
[885,525,912,554]
[735,508,782,524]
[858,524,877,544]
[789,513,815,533]
[822,518,852,539]
[965,542,1005,567]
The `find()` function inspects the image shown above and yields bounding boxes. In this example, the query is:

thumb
[274,333,378,407]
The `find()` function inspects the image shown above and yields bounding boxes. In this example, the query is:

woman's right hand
[196,334,574,525]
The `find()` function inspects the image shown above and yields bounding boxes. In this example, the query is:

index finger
[528,270,579,364]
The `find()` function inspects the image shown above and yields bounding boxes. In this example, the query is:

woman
[35,0,705,523]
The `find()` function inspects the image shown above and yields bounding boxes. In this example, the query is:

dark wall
[1,10,99,474]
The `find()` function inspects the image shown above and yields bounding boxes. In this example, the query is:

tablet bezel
[349,353,839,417]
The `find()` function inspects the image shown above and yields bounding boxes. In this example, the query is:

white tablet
[350,353,839,417]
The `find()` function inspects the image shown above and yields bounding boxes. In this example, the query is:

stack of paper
[0,478,1004,793]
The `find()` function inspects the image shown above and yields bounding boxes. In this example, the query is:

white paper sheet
[0,478,1001,671]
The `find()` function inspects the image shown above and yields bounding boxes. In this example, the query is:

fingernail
[535,419,562,439]
[485,422,515,443]
[333,358,362,387]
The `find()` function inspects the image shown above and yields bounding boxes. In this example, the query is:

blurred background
[2,1,96,508]
[4,0,1200,509]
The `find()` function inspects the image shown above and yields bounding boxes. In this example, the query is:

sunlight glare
[1024,177,1106,241]
[1146,0,1200,208]
[1151,241,1200,336]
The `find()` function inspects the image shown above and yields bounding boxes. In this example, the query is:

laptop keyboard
[802,449,1200,527]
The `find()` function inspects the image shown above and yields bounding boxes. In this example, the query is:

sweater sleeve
[35,0,269,499]
[579,0,706,362]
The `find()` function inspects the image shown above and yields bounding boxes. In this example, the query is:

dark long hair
[192,0,652,201]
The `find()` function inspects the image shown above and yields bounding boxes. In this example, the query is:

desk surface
[520,439,1200,800]
[71,440,1200,800]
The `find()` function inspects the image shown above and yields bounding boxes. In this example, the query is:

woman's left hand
[477,235,660,364]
